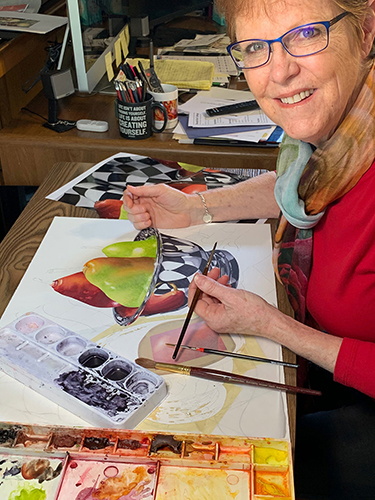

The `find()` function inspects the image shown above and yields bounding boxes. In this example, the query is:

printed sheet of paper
[0,218,289,440]
[188,106,275,128]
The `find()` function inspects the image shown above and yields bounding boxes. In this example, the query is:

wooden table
[0,91,279,186]
[0,161,296,445]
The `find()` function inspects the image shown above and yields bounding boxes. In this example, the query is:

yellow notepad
[128,58,214,90]
[153,59,214,90]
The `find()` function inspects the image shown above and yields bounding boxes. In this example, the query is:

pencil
[135,358,321,396]
[172,242,217,360]
[166,343,298,368]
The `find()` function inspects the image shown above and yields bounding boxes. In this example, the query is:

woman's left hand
[189,268,280,337]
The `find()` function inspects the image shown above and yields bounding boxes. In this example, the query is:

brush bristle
[135,357,156,369]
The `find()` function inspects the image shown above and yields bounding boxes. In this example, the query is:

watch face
[203,213,213,224]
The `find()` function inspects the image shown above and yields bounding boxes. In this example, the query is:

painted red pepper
[51,272,120,308]
[115,283,186,318]
[94,199,123,219]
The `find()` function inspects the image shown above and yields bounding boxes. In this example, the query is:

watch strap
[196,191,213,224]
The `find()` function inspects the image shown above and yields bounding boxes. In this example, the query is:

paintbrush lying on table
[166,343,298,369]
[135,358,321,396]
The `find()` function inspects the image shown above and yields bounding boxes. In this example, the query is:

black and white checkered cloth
[56,154,246,209]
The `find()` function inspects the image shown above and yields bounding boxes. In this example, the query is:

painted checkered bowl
[113,228,239,326]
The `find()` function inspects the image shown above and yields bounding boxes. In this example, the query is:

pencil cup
[149,84,178,129]
[117,94,167,140]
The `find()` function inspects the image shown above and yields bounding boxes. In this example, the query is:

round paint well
[35,326,65,344]
[56,337,86,357]
[79,348,109,368]
[101,360,133,381]
[15,315,45,334]
[104,466,119,478]
[124,371,158,395]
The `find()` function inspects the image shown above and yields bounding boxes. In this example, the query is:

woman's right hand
[123,184,193,229]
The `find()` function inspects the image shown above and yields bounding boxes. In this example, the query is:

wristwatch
[196,192,213,224]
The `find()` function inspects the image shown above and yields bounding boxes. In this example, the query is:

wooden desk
[0,161,295,445]
[0,91,279,186]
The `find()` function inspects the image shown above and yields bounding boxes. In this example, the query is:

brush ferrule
[155,363,191,375]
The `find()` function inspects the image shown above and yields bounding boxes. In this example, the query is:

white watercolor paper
[0,218,288,440]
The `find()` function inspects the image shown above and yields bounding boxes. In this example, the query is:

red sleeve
[334,338,375,398]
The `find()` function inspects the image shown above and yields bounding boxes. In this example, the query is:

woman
[124,1,375,498]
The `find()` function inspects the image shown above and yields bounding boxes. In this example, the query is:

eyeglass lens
[231,23,329,69]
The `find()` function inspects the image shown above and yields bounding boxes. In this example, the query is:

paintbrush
[166,343,298,369]
[135,358,321,396]
[172,242,217,360]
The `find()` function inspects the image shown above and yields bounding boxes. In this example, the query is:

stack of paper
[175,87,283,145]
[158,33,231,56]
[157,34,236,84]
[156,54,237,85]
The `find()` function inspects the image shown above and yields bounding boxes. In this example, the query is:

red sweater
[306,159,375,398]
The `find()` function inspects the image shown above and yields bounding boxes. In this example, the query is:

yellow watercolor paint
[156,466,250,500]
[254,447,289,465]
[255,470,290,497]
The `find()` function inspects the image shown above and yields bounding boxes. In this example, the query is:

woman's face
[235,0,372,146]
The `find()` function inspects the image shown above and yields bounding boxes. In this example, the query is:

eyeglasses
[227,11,349,69]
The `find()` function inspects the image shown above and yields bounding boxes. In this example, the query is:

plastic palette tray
[0,422,295,499]
[0,313,167,428]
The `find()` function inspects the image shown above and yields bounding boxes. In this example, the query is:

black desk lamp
[41,69,76,133]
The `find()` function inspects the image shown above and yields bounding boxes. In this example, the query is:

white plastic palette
[0,313,167,428]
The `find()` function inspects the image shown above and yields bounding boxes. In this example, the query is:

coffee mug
[117,94,167,140]
[149,84,178,129]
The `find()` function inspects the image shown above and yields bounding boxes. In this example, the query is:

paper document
[174,33,225,48]
[179,115,270,139]
[159,35,231,56]
[214,127,276,142]
[188,109,275,128]
[173,122,275,143]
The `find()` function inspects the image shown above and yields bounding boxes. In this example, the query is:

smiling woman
[228,0,372,145]
[121,1,375,498]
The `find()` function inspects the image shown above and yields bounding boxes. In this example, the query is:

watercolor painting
[50,227,239,327]
[0,16,37,28]
[0,218,288,440]
[46,153,252,212]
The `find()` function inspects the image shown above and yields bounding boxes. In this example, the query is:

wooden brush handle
[190,366,321,396]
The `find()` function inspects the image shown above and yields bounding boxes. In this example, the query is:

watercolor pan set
[0,422,295,499]
[0,313,166,428]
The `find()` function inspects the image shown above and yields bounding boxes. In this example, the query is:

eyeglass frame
[227,11,350,69]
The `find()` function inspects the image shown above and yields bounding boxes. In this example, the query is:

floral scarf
[273,62,375,323]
